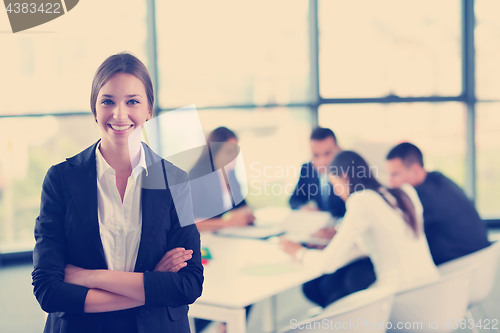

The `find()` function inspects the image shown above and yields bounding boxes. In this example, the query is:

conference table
[187,223,328,333]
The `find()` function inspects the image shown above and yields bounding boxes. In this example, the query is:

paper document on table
[252,206,291,226]
[283,210,334,234]
[242,263,299,276]
[214,225,285,239]
[286,235,331,248]
[283,210,335,246]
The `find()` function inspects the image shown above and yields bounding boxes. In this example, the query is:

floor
[1,231,499,333]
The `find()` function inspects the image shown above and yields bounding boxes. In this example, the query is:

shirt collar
[132,145,148,179]
[96,143,148,181]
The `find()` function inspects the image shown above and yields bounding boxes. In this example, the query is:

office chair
[437,241,500,333]
[388,269,472,333]
[282,287,394,333]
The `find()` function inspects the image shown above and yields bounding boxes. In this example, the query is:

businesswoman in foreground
[32,53,203,333]
[281,151,439,307]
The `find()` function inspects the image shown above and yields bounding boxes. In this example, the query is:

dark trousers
[302,257,376,308]
[194,305,252,332]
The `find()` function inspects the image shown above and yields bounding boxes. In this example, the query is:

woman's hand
[227,207,255,227]
[279,237,303,259]
[312,226,337,240]
[300,204,319,211]
[154,247,193,272]
[64,264,96,288]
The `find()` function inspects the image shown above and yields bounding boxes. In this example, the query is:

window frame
[0,0,496,264]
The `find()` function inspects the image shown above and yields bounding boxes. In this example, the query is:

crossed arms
[63,247,193,313]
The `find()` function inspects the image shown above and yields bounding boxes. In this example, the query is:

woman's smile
[108,123,134,133]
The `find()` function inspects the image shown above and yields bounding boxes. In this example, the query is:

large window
[1,0,499,254]
[0,0,148,115]
[195,107,313,207]
[475,0,500,219]
[319,0,461,98]
[0,116,99,250]
[155,0,311,108]
[475,0,500,100]
[319,103,466,186]
[476,103,500,219]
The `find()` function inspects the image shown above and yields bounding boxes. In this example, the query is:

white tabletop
[196,232,324,309]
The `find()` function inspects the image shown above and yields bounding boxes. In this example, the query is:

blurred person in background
[189,126,253,332]
[289,127,345,218]
[281,151,439,308]
[189,126,254,232]
[386,142,490,265]
[288,129,376,309]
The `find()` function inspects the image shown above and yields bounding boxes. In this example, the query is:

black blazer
[415,171,490,265]
[289,162,346,218]
[32,141,204,333]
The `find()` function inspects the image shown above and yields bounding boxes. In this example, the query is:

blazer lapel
[134,145,170,272]
[64,142,107,268]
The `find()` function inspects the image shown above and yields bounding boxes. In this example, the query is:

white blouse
[303,184,439,292]
[95,145,147,272]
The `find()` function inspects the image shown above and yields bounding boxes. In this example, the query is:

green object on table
[201,247,212,260]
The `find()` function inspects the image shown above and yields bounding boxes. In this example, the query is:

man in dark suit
[289,128,376,308]
[289,127,346,218]
[386,142,490,265]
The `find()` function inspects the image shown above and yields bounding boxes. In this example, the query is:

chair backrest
[283,287,394,333]
[389,269,472,333]
[437,241,500,305]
